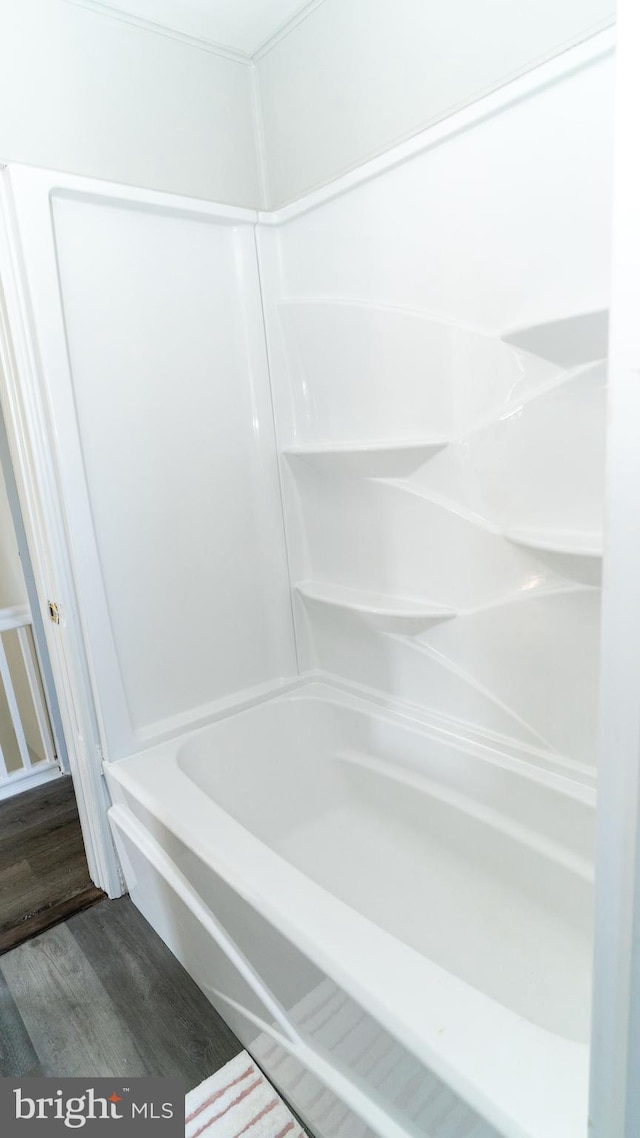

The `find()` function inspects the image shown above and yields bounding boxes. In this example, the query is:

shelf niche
[502,309,609,366]
[295,581,456,635]
[283,439,447,478]
[504,527,603,559]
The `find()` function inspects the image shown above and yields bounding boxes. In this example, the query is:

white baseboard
[0,761,62,802]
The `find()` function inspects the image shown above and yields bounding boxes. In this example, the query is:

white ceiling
[88,0,319,56]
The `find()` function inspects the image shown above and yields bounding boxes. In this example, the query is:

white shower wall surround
[3,35,613,1138]
[258,43,612,779]
[271,303,604,768]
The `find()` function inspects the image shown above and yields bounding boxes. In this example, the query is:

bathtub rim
[104,678,590,1138]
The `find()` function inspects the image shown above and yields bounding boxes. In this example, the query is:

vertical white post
[590,6,640,1136]
[0,606,56,784]
[0,631,32,771]
[17,624,55,764]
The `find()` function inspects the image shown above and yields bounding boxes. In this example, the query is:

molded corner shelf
[295,581,456,634]
[505,527,603,559]
[283,439,447,477]
[502,309,609,367]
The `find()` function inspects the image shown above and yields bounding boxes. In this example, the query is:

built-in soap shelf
[295,580,456,634]
[502,309,609,366]
[283,439,447,477]
[505,527,603,559]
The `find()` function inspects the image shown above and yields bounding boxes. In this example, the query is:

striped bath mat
[185,1051,306,1138]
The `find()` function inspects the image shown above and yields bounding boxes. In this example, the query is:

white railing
[0,604,58,794]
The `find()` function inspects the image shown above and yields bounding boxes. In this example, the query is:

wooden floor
[0,776,105,953]
[0,896,242,1086]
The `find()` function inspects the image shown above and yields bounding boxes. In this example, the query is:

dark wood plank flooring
[0,777,105,953]
[0,897,242,1085]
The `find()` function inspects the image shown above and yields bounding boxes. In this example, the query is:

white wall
[18,176,297,760]
[0,0,617,211]
[268,49,614,332]
[0,0,260,207]
[256,0,615,207]
[260,49,613,770]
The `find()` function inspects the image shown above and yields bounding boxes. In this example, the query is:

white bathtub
[105,681,594,1138]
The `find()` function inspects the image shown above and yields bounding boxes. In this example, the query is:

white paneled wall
[0,1,617,213]
[266,52,613,330]
[260,49,613,773]
[255,0,615,207]
[0,1,617,212]
[1,35,613,778]
[0,0,260,207]
[9,175,298,760]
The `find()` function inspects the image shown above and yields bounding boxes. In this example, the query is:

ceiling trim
[252,0,328,61]
[61,0,330,63]
[61,0,252,63]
